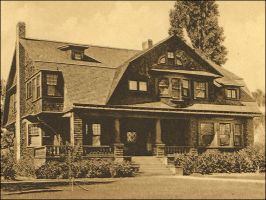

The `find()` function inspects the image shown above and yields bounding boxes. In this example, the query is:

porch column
[155,119,162,144]
[113,118,124,159]
[154,119,165,157]
[69,112,74,146]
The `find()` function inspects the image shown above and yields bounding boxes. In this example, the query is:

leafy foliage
[35,159,139,179]
[169,0,227,65]
[1,149,16,180]
[175,147,265,175]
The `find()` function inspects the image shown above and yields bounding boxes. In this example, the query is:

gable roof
[19,35,255,112]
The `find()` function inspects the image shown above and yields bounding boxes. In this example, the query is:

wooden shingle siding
[244,118,254,146]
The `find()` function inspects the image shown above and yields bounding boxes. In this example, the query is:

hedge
[35,159,139,179]
[175,146,265,175]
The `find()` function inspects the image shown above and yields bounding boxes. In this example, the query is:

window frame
[128,80,148,92]
[139,81,148,91]
[219,123,231,146]
[233,124,243,146]
[128,80,138,91]
[194,81,207,99]
[158,78,170,97]
[171,78,182,100]
[27,123,42,147]
[182,79,190,97]
[200,122,215,146]
[92,123,101,146]
[225,88,238,100]
[46,74,58,96]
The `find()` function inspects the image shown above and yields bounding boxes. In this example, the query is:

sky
[1,1,265,92]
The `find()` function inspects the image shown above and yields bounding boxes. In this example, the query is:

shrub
[174,147,266,175]
[1,151,16,180]
[35,159,138,179]
[15,152,36,178]
[111,161,138,177]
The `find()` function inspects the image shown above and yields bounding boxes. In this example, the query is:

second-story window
[171,78,181,99]
[36,75,41,98]
[158,78,169,96]
[46,74,58,96]
[139,81,147,91]
[194,81,207,99]
[226,88,238,99]
[167,52,175,65]
[182,79,190,97]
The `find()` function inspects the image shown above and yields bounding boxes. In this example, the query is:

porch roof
[73,101,261,117]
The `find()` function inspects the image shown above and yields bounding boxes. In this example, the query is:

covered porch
[33,106,195,159]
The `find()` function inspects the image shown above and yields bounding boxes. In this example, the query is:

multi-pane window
[92,124,101,146]
[46,74,58,96]
[167,52,174,59]
[167,52,175,65]
[158,78,169,96]
[195,81,207,98]
[171,78,181,99]
[139,81,147,91]
[26,81,32,99]
[128,80,138,91]
[182,79,190,97]
[28,124,41,147]
[36,75,41,98]
[226,89,237,99]
[200,123,214,146]
[128,80,148,92]
[219,123,231,146]
[234,124,242,146]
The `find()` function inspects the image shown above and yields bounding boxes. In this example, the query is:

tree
[252,89,265,108]
[169,0,228,65]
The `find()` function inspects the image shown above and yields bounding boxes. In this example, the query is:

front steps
[132,156,174,176]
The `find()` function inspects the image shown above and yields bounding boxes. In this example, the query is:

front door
[122,119,153,156]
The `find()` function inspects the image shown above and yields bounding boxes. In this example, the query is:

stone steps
[132,156,174,176]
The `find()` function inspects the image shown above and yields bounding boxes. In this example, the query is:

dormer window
[225,88,238,99]
[73,51,83,60]
[128,80,148,92]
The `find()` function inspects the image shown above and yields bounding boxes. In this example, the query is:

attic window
[158,56,166,64]
[73,51,84,60]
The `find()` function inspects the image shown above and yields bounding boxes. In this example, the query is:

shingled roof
[20,35,255,112]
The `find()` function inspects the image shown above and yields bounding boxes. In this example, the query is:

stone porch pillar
[154,119,165,157]
[113,118,124,158]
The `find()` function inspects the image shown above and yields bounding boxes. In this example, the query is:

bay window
[36,74,41,98]
[158,78,169,96]
[171,78,181,99]
[46,74,58,96]
[182,79,190,97]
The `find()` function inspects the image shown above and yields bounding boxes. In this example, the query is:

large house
[2,23,261,164]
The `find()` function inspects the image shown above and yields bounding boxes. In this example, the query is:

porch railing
[45,145,113,157]
[46,145,67,157]
[165,146,193,155]
[83,145,113,157]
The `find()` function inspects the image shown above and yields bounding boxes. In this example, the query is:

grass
[1,176,265,199]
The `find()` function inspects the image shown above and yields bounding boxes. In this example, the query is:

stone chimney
[17,22,26,38]
[142,39,153,50]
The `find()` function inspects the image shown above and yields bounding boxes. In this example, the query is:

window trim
[194,81,208,99]
[182,79,190,97]
[200,122,215,146]
[46,74,58,96]
[128,80,148,92]
[225,88,239,100]
[27,123,42,147]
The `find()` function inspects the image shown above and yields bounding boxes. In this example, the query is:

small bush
[174,147,266,175]
[1,151,16,180]
[15,155,36,178]
[35,159,138,179]
[111,161,138,177]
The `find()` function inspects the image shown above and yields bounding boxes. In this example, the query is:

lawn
[1,176,265,199]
